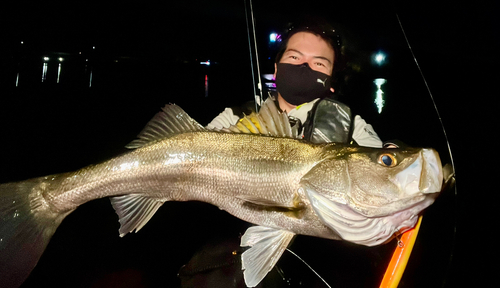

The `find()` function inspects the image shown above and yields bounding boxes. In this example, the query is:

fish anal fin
[110,194,166,237]
[240,226,295,287]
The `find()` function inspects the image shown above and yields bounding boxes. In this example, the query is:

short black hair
[275,16,343,76]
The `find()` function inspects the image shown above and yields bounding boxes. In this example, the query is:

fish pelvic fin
[221,97,300,139]
[110,194,165,237]
[126,104,206,149]
[240,226,295,287]
[237,194,305,219]
[0,178,73,288]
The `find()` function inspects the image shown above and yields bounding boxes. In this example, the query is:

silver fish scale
[37,131,338,239]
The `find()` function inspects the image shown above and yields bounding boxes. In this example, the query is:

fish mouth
[395,148,443,196]
[305,187,436,246]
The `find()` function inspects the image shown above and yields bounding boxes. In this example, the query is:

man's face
[274,31,336,105]
[276,31,335,76]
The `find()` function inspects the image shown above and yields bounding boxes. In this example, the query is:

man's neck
[277,93,297,113]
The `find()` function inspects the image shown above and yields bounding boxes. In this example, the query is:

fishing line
[285,248,332,288]
[395,13,455,172]
[244,0,257,108]
[395,11,458,286]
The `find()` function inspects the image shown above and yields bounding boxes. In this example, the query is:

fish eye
[378,153,397,167]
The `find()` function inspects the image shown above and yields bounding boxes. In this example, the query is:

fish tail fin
[0,178,73,287]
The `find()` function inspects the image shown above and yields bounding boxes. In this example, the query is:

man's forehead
[286,32,335,61]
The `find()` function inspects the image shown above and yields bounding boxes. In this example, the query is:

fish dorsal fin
[126,104,206,149]
[110,194,166,237]
[240,226,295,287]
[223,97,299,139]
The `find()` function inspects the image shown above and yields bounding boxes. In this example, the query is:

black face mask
[275,63,332,106]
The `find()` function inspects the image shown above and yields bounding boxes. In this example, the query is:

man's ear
[330,88,335,93]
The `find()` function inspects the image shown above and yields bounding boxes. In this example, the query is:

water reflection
[56,58,63,84]
[12,46,217,97]
[373,78,386,114]
[204,74,208,97]
[41,62,48,82]
[89,69,93,87]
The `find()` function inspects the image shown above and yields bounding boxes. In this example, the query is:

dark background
[0,0,496,287]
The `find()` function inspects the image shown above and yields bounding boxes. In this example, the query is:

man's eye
[315,62,325,67]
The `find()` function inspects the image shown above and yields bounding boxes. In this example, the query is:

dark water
[2,0,490,287]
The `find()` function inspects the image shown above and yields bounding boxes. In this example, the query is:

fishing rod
[244,0,264,112]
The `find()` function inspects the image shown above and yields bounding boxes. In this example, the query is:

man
[207,18,383,148]
[179,18,386,287]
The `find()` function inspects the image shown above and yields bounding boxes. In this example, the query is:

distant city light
[93,46,96,49]
[269,33,281,43]
[375,54,385,63]
[270,33,277,42]
[263,74,276,90]
[373,78,387,114]
[200,60,210,65]
[262,74,275,81]
[20,41,24,44]
[372,51,387,66]
[265,82,276,89]
[43,57,49,61]
[58,57,64,62]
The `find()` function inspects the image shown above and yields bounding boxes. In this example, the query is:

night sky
[1,0,497,287]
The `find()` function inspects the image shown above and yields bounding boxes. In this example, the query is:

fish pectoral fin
[110,194,165,237]
[240,226,295,287]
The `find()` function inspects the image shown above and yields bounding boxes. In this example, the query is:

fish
[0,97,444,287]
